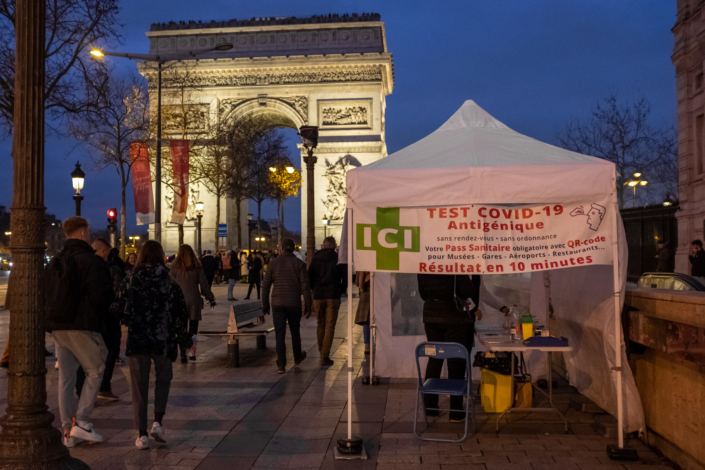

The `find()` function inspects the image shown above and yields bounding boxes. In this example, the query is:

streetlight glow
[628,181,638,187]
[286,166,295,173]
[196,201,204,212]
[71,161,85,193]
[640,181,647,186]
[269,167,277,173]
[633,172,641,178]
[90,49,104,57]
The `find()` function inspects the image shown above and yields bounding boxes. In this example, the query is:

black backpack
[44,250,82,323]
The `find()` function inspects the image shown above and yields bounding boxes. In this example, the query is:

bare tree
[0,0,122,133]
[190,119,231,252]
[68,69,150,258]
[247,128,287,243]
[223,114,270,249]
[556,95,678,208]
[151,64,209,246]
[269,161,301,249]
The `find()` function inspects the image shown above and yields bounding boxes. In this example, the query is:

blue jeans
[363,324,370,345]
[228,278,236,299]
[272,306,303,367]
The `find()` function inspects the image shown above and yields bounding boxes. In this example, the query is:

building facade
[673,0,705,273]
[141,14,394,255]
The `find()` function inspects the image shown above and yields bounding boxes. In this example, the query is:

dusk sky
[0,1,676,235]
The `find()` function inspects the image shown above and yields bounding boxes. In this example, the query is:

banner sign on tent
[353,200,612,274]
[129,142,154,226]
[170,140,190,225]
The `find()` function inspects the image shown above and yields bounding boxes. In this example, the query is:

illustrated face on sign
[586,204,606,231]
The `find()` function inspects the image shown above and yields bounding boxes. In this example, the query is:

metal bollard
[228,339,239,368]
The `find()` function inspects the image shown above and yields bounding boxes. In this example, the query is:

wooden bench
[199,300,274,367]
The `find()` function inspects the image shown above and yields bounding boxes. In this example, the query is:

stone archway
[141,13,394,253]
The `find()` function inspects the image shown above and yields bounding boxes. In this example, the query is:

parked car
[0,254,12,271]
[637,272,705,292]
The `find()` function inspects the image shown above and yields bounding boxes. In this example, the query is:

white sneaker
[135,435,149,450]
[150,422,166,443]
[70,420,103,443]
[62,429,83,448]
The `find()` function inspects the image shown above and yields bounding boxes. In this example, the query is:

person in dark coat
[308,237,347,366]
[245,252,263,299]
[200,250,218,286]
[655,241,673,273]
[262,238,313,373]
[76,238,125,402]
[45,217,114,447]
[224,250,240,301]
[354,272,371,354]
[690,240,705,278]
[417,273,478,422]
[169,245,216,363]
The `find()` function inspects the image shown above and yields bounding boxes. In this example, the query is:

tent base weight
[334,446,368,460]
[606,445,639,461]
[362,376,380,386]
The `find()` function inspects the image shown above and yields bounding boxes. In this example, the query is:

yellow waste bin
[480,367,512,413]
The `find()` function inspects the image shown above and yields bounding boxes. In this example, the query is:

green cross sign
[356,207,420,271]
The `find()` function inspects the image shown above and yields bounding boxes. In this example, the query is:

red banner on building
[129,142,154,225]
[170,140,190,225]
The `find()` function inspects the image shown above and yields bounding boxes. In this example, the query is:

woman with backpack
[110,240,193,450]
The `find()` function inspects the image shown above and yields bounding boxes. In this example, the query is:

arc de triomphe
[141,14,394,254]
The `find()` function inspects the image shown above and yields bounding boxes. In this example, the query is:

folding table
[476,332,573,433]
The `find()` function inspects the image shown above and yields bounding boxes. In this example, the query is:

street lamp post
[299,126,319,266]
[196,201,204,256]
[322,214,329,239]
[0,0,83,467]
[247,213,254,251]
[624,172,648,207]
[91,49,165,244]
[71,161,85,217]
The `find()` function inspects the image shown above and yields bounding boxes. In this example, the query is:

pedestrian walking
[416,273,478,422]
[308,237,347,367]
[214,252,223,284]
[262,238,312,374]
[245,251,263,299]
[294,246,305,262]
[75,238,125,402]
[354,271,371,354]
[200,250,218,286]
[224,249,240,301]
[170,244,216,363]
[655,241,673,273]
[0,271,14,368]
[44,216,113,447]
[690,240,705,279]
[110,240,194,450]
[125,252,137,274]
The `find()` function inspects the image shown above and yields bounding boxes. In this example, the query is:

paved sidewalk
[0,282,675,469]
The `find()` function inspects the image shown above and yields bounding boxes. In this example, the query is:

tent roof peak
[436,100,510,132]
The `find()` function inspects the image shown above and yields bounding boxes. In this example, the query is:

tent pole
[370,272,375,381]
[347,207,354,441]
[611,192,624,449]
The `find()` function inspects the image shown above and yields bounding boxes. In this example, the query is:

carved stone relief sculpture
[318,99,372,129]
[322,155,361,221]
[163,104,210,134]
[165,187,201,223]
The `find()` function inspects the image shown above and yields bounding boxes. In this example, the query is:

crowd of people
[0,216,358,452]
[0,215,512,452]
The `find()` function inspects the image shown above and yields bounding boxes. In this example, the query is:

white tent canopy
[347,100,615,206]
[340,100,644,447]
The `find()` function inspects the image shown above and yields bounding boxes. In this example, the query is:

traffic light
[107,208,117,234]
